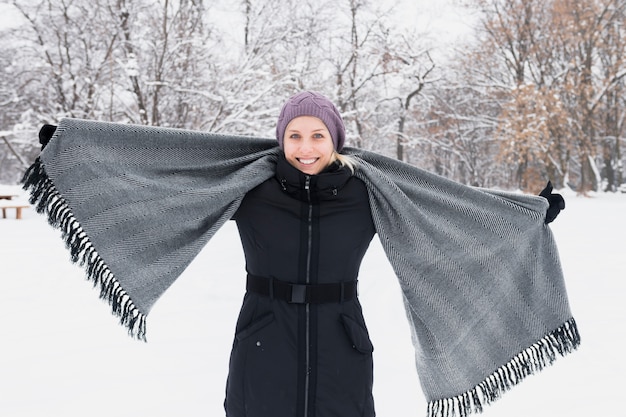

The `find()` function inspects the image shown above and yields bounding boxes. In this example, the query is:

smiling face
[283,116,336,175]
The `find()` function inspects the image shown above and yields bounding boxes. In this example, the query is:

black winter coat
[226,155,376,417]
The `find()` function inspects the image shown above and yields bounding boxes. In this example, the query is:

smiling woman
[23,91,576,417]
[276,91,354,174]
[226,91,377,417]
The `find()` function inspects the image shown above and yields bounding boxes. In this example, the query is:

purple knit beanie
[276,91,346,151]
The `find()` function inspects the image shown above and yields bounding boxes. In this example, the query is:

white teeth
[298,158,317,165]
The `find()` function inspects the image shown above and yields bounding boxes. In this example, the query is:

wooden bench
[0,202,30,219]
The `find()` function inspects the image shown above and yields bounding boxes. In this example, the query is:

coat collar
[275,153,352,201]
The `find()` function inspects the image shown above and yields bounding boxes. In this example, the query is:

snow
[0,184,624,416]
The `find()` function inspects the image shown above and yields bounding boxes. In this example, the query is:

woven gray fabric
[23,118,579,417]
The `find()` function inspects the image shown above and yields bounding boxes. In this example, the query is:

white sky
[0,3,20,29]
[391,0,475,35]
[0,0,477,51]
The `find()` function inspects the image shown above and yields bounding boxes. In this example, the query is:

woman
[226,91,376,417]
[27,91,577,417]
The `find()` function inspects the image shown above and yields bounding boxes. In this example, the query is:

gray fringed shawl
[22,118,579,417]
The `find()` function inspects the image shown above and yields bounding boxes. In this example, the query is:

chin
[300,167,321,175]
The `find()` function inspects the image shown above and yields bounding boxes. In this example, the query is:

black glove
[38,124,57,150]
[539,181,565,224]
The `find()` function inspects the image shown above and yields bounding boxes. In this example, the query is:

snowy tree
[325,0,399,150]
[109,0,223,128]
[202,0,334,136]
[594,0,626,191]
[461,0,626,192]
[412,70,504,188]
[10,0,122,121]
[383,39,436,162]
[2,0,623,191]
[497,84,572,191]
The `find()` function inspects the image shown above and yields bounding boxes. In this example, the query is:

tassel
[21,158,147,341]
[427,318,580,417]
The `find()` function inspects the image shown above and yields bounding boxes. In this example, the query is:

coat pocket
[341,314,374,354]
[235,312,275,342]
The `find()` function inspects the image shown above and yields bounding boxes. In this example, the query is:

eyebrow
[287,128,327,132]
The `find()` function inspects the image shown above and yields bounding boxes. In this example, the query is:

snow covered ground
[1,183,624,416]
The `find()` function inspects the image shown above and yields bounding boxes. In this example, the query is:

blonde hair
[331,152,357,174]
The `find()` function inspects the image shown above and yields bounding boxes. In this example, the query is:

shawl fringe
[427,317,580,417]
[21,158,147,341]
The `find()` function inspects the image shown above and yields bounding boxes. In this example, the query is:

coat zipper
[303,175,312,417]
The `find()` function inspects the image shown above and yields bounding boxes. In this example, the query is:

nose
[299,137,313,153]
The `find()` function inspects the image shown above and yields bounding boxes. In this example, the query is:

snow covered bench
[0,202,30,219]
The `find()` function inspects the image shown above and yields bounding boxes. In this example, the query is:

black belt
[246,274,357,304]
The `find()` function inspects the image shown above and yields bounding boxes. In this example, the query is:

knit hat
[276,91,346,151]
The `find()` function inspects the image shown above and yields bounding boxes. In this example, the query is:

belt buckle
[289,284,307,304]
